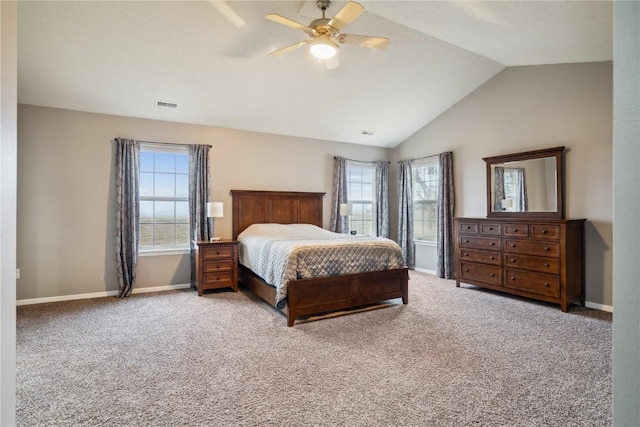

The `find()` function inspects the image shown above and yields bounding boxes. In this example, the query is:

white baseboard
[414,267,436,275]
[16,283,192,306]
[585,301,613,313]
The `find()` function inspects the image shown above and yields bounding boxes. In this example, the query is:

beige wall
[16,105,390,300]
[17,61,613,308]
[392,62,613,307]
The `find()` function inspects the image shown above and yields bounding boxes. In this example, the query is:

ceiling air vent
[155,100,178,109]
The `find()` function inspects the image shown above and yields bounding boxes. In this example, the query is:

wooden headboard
[230,190,326,239]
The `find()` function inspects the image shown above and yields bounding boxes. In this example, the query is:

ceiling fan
[265,0,389,65]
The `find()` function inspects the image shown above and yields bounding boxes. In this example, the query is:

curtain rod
[136,139,212,148]
[333,156,390,164]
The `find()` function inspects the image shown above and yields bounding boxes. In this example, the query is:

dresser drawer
[504,269,560,298]
[458,221,479,234]
[202,246,234,260]
[459,249,501,265]
[459,236,501,251]
[480,223,501,235]
[202,259,233,273]
[503,254,560,274]
[530,224,561,240]
[503,223,529,237]
[503,239,559,257]
[460,262,502,286]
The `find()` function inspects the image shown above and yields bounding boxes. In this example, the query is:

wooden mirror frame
[483,146,565,219]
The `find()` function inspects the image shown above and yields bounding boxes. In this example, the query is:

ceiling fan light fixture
[309,38,338,59]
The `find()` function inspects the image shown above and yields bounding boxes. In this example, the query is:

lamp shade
[339,203,352,216]
[207,202,224,218]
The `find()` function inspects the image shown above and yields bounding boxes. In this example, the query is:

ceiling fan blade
[268,40,310,57]
[328,1,365,30]
[265,14,315,35]
[338,34,389,49]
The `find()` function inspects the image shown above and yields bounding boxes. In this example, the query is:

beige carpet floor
[16,271,611,426]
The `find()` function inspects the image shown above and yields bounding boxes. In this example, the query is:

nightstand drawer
[202,246,233,260]
[203,272,234,287]
[202,259,233,273]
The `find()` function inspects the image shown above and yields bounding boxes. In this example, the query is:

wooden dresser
[454,218,585,311]
[195,240,239,296]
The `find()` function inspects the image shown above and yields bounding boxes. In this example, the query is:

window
[502,168,523,211]
[346,161,376,236]
[412,158,439,242]
[139,145,190,252]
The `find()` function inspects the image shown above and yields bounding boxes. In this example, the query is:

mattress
[237,223,406,308]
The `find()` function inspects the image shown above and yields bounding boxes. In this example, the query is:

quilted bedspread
[238,223,406,308]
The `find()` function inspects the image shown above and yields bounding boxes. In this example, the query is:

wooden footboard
[239,264,409,326]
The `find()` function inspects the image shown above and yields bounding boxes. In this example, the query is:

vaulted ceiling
[17,1,612,148]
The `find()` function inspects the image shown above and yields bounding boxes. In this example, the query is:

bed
[231,190,409,326]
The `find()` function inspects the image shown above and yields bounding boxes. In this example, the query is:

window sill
[140,248,190,257]
[414,240,436,247]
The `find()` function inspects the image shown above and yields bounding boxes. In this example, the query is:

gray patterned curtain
[494,166,505,210]
[115,138,140,297]
[517,168,528,212]
[436,152,455,279]
[189,144,211,288]
[397,160,414,269]
[330,156,348,233]
[375,161,390,238]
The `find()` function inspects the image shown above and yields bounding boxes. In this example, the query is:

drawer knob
[466,226,471,229]
[464,240,469,243]
[513,228,519,232]
[544,247,550,251]
[490,242,495,246]
[464,268,469,272]
[510,258,515,263]
[541,229,548,234]
[544,263,550,267]
[489,273,495,277]
[489,256,495,260]
[511,244,516,248]
[464,252,469,256]
[488,227,493,230]
[544,282,550,287]
[510,276,516,281]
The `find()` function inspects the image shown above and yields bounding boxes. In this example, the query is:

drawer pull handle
[544,247,550,251]
[488,227,493,230]
[541,230,548,234]
[489,273,495,277]
[544,282,550,287]
[490,242,495,246]
[544,263,550,267]
[511,244,516,248]
[510,258,515,263]
[466,226,471,229]
[489,256,494,260]
[464,268,469,272]
[510,277,516,281]
[464,252,469,256]
[513,228,518,232]
[464,240,469,243]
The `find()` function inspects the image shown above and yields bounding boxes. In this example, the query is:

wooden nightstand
[195,240,239,296]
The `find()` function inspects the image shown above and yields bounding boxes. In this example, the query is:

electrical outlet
[16,269,20,279]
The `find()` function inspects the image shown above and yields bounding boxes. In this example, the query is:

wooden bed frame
[231,190,409,326]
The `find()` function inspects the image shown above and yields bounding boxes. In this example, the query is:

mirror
[483,147,564,219]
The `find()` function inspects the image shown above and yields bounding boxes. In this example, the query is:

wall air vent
[155,100,179,109]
